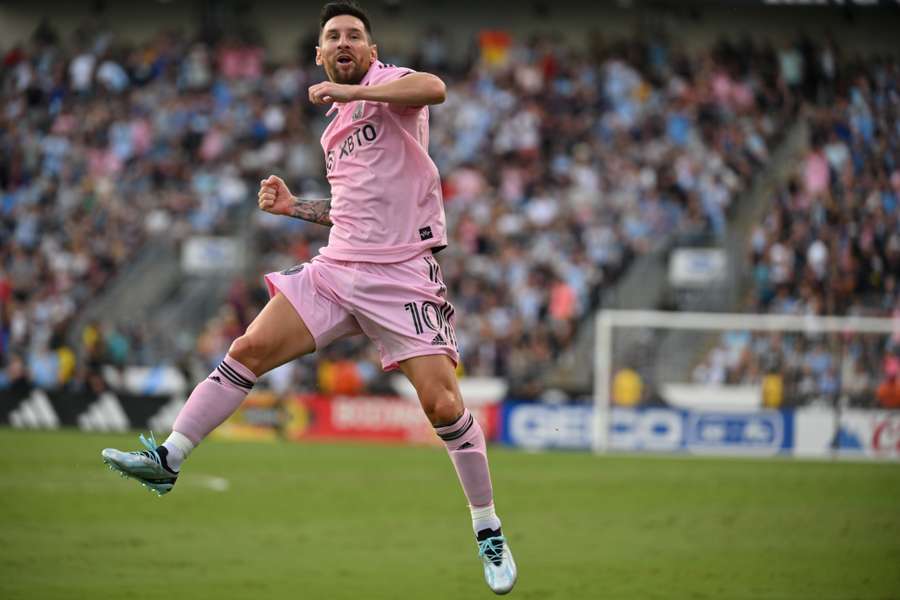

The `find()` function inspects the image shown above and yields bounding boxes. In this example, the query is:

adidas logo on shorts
[431,333,447,346]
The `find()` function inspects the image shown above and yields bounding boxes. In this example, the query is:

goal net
[592,310,900,459]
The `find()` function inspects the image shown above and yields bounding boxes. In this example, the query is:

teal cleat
[478,534,518,595]
[101,432,178,497]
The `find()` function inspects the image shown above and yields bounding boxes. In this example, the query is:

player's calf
[434,409,517,594]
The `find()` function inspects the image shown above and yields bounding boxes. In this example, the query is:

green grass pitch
[1,429,899,599]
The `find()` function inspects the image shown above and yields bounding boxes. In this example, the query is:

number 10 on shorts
[404,301,457,348]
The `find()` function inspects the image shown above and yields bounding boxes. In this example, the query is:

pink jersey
[319,61,447,263]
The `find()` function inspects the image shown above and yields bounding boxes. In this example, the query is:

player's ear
[315,46,323,66]
[369,44,378,63]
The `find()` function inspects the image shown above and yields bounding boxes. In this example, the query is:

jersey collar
[359,59,382,87]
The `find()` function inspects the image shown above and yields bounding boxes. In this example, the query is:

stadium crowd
[0,15,866,400]
[194,31,791,396]
[0,19,334,390]
[693,52,900,408]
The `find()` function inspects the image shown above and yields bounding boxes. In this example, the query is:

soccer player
[100,1,517,594]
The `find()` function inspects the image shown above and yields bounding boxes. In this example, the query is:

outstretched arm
[308,72,446,107]
[258,175,332,227]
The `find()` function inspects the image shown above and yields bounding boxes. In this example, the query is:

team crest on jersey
[352,101,365,120]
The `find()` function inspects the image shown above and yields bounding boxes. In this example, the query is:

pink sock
[436,408,494,509]
[172,355,257,445]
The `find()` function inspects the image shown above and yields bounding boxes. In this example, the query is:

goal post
[592,310,900,457]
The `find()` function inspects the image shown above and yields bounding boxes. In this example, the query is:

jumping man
[101,1,517,594]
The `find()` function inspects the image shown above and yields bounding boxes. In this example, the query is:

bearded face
[317,15,377,85]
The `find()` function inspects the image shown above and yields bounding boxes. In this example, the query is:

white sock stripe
[471,502,501,535]
[471,503,497,520]
[165,431,195,457]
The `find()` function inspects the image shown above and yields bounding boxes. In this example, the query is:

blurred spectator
[0,353,30,395]
[877,356,900,409]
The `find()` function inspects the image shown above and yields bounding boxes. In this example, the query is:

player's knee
[419,380,463,426]
[227,334,267,375]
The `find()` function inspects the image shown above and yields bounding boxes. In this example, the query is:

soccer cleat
[101,432,178,497]
[478,534,517,595]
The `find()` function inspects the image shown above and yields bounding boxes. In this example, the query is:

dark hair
[319,1,373,42]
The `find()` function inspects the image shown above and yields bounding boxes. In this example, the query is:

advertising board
[288,394,500,445]
[794,408,900,458]
[501,403,793,456]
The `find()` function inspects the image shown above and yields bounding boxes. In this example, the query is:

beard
[324,58,368,85]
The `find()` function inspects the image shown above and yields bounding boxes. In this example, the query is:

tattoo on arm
[289,197,332,227]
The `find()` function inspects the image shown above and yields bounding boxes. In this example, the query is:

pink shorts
[264,252,459,372]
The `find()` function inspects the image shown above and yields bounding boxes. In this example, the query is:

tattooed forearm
[289,197,332,227]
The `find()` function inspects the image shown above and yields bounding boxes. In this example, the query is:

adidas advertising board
[1,387,180,432]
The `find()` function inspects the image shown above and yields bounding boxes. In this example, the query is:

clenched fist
[257,175,294,216]
[308,81,358,105]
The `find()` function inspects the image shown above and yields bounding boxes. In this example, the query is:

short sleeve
[367,63,416,86]
[368,63,423,116]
